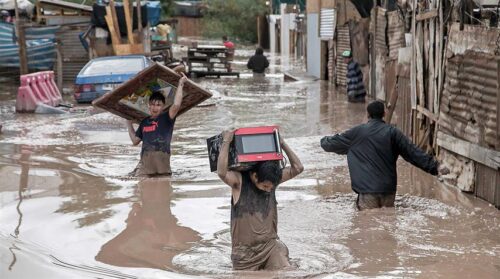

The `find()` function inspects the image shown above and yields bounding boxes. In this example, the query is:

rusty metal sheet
[387,10,405,60]
[56,23,90,83]
[440,52,498,149]
[92,63,212,122]
[396,76,412,137]
[375,8,387,55]
[349,18,369,66]
[336,25,350,86]
[447,23,500,56]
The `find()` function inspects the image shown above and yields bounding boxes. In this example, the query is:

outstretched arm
[217,130,242,189]
[320,127,358,155]
[392,127,439,175]
[169,73,188,119]
[127,120,141,145]
[280,137,304,184]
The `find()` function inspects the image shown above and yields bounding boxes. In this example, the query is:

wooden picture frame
[92,63,212,123]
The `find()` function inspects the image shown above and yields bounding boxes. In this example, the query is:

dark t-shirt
[135,112,176,154]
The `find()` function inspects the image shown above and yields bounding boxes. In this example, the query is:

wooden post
[370,2,377,98]
[410,0,417,110]
[105,6,121,46]
[123,0,135,44]
[56,42,63,92]
[136,0,142,34]
[497,59,500,152]
[14,0,28,75]
[109,0,121,44]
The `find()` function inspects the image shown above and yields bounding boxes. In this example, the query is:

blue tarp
[0,22,59,70]
[147,1,161,26]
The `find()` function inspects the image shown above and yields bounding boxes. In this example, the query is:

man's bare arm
[217,130,241,189]
[280,137,304,183]
[127,120,141,145]
[169,73,188,119]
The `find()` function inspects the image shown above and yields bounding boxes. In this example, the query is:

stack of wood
[104,0,143,55]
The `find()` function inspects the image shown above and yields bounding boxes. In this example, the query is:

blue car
[74,55,154,103]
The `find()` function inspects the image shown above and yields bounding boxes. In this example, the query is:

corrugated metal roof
[39,0,92,12]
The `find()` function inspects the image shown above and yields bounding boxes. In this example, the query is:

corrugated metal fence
[335,25,349,86]
[55,23,89,83]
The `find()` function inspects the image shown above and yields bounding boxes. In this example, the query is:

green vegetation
[201,0,267,43]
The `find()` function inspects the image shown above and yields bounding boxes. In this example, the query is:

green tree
[202,0,267,43]
[160,0,175,17]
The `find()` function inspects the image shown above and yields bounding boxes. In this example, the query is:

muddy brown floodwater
[0,45,499,279]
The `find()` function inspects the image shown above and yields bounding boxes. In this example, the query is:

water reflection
[95,178,201,271]
[345,209,400,277]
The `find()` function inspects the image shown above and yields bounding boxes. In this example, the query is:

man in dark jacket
[320,100,449,210]
[247,47,270,77]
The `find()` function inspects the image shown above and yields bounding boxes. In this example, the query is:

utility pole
[14,0,28,75]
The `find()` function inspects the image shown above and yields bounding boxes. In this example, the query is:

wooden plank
[136,0,142,34]
[437,131,500,170]
[410,0,417,110]
[386,76,399,123]
[416,105,439,123]
[497,60,500,151]
[475,164,499,206]
[113,43,144,55]
[56,42,63,92]
[104,8,121,46]
[109,0,121,45]
[123,0,135,44]
[14,1,28,75]
[416,21,424,111]
[416,9,438,21]
[496,171,500,208]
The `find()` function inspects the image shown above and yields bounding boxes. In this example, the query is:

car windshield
[82,58,144,75]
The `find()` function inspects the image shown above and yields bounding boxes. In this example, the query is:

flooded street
[1,47,499,279]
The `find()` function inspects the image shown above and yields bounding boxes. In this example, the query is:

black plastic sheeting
[350,0,375,18]
[91,3,148,37]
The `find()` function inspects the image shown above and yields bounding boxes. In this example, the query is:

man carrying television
[216,130,304,270]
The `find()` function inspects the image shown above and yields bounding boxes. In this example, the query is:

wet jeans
[356,192,396,210]
[136,151,172,176]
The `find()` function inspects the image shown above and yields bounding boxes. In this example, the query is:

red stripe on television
[237,153,283,162]
[235,126,278,135]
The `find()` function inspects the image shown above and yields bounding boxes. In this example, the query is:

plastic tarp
[0,0,34,11]
[0,22,58,70]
